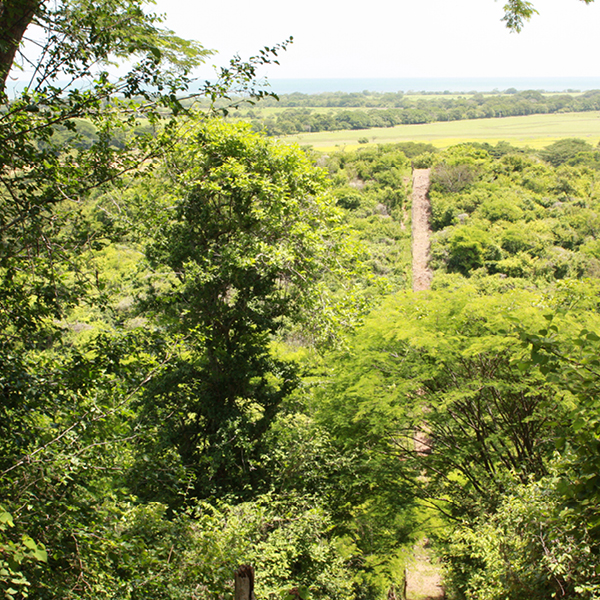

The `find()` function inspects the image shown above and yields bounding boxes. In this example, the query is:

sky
[150,0,600,80]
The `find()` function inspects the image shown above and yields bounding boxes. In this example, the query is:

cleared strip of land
[281,111,600,151]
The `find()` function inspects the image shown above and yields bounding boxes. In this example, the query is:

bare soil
[411,169,433,291]
[406,170,443,600]
[405,538,444,600]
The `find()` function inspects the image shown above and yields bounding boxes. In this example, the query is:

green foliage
[0,3,305,597]
[326,288,563,511]
[127,119,366,500]
[431,163,478,193]
[445,226,490,273]
[411,152,435,169]
[428,143,600,282]
[517,297,600,531]
[323,144,412,292]
[392,142,438,159]
[0,505,47,599]
[479,195,524,222]
[441,472,600,600]
[3,4,600,599]
[315,277,600,597]
[501,0,539,31]
[180,496,353,600]
[540,138,595,166]
[240,90,600,136]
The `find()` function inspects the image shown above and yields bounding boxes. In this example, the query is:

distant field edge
[280,111,600,151]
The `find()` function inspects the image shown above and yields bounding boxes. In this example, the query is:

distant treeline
[239,90,600,136]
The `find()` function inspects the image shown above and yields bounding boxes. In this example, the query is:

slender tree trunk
[234,565,255,600]
[0,0,42,93]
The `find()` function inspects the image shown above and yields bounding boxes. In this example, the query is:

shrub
[478,196,524,222]
[540,138,593,167]
[411,152,435,169]
[446,227,490,274]
[431,163,478,193]
[440,474,600,600]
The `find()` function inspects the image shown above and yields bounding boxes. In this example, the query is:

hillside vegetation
[4,97,600,598]
[316,138,600,599]
[2,2,600,599]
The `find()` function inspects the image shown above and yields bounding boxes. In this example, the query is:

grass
[279,111,600,151]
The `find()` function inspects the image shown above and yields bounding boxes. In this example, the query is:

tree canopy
[2,1,600,599]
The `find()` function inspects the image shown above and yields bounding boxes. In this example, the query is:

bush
[440,474,600,600]
[125,497,354,600]
[540,138,593,167]
[478,196,524,222]
[446,227,490,274]
[411,152,435,169]
[429,191,459,230]
[431,163,478,193]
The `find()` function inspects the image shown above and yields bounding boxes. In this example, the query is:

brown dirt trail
[406,169,444,599]
[411,168,433,292]
[405,538,444,600]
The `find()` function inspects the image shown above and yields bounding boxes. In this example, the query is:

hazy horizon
[260,76,600,94]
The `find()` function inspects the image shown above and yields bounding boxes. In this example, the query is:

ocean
[264,77,600,94]
[7,76,600,98]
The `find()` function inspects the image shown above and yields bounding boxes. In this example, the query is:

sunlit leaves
[502,0,539,32]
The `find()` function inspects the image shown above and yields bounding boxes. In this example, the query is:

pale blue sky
[151,0,600,79]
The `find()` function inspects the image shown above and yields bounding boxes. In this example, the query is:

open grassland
[281,111,600,151]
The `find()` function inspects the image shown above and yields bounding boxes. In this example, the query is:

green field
[280,111,600,151]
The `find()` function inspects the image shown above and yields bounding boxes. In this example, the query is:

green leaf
[32,548,48,563]
[21,536,37,551]
[0,506,14,527]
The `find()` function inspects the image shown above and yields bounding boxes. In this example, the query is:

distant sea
[7,76,600,98]
[265,77,600,94]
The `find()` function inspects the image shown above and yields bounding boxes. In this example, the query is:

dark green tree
[131,118,363,500]
[539,138,595,166]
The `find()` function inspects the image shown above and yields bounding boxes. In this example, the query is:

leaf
[0,508,14,528]
[21,536,37,551]
[32,548,48,563]
[298,586,311,599]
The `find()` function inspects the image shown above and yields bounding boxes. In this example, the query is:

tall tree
[130,118,363,500]
[0,0,40,89]
[0,2,290,595]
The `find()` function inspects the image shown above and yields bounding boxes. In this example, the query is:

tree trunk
[0,0,42,93]
[234,565,255,600]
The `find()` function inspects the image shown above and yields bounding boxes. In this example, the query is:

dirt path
[411,168,433,292]
[405,538,444,600]
[406,169,442,599]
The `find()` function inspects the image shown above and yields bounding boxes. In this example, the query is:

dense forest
[2,1,600,600]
